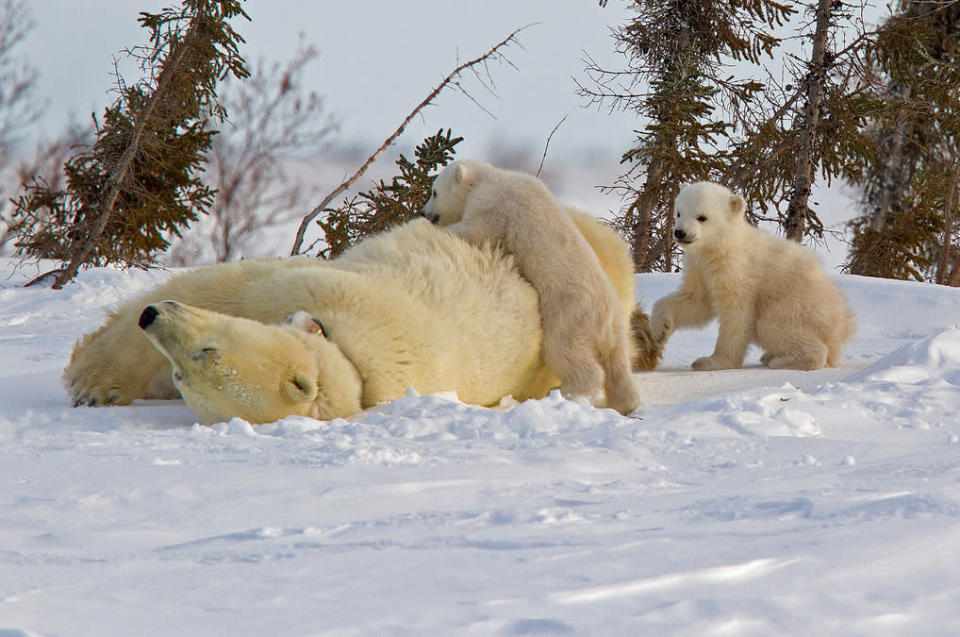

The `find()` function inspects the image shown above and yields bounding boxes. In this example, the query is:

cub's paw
[649,310,673,343]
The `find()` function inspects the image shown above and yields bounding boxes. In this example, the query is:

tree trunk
[628,22,692,272]
[630,158,665,272]
[783,0,832,242]
[937,166,958,284]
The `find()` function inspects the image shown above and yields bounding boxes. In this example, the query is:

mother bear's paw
[66,377,124,407]
[63,322,171,407]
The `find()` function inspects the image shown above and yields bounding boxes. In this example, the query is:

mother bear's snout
[138,305,159,330]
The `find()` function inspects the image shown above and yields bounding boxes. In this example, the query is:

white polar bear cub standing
[422,159,640,414]
[651,181,855,371]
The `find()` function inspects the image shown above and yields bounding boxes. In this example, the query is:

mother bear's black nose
[138,305,159,330]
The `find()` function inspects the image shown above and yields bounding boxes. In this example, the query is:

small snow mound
[211,418,259,437]
[713,386,822,438]
[847,326,960,385]
[256,416,326,437]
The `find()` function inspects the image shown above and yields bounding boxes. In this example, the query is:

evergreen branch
[290,24,532,256]
[49,13,204,289]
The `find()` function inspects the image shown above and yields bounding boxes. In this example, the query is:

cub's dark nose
[674,229,686,241]
[138,305,159,330]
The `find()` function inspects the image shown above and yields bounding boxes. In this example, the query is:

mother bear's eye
[192,347,218,361]
[697,215,708,223]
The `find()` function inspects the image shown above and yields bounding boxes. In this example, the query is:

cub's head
[673,181,747,249]
[421,159,485,227]
[138,301,362,424]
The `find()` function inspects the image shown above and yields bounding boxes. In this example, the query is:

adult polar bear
[65,216,643,424]
[651,182,855,371]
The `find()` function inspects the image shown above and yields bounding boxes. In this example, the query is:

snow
[2,259,960,636]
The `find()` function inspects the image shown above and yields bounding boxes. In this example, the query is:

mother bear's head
[138,300,362,424]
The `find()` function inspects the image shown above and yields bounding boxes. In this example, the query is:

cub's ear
[729,194,746,217]
[284,311,327,337]
[454,162,470,184]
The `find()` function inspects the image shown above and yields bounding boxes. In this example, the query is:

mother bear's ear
[729,194,747,218]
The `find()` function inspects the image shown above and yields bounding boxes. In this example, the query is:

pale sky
[16,0,883,269]
[23,0,637,163]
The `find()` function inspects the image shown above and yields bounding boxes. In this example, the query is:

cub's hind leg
[541,326,605,404]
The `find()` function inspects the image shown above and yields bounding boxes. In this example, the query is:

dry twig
[290,24,532,256]
[536,114,567,177]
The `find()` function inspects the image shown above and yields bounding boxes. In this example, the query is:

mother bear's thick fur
[65,216,644,424]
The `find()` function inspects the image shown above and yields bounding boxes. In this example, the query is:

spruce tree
[727,0,877,243]
[11,0,249,288]
[588,0,793,271]
[846,0,960,282]
[315,129,462,259]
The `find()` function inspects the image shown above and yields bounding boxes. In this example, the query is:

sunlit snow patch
[847,326,960,386]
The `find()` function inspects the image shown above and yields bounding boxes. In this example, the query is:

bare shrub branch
[166,43,337,264]
[536,114,567,177]
[0,0,41,157]
[289,24,533,256]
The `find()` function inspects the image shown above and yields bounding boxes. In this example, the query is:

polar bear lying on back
[422,159,640,415]
[651,182,855,371]
[65,217,641,425]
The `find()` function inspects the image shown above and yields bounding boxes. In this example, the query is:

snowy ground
[2,258,960,636]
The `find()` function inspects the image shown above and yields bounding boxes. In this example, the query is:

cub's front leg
[650,288,714,344]
[692,307,752,371]
[64,307,174,407]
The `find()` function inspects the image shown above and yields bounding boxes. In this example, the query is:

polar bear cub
[651,181,855,371]
[422,159,640,414]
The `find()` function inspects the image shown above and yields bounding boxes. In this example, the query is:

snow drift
[2,261,960,636]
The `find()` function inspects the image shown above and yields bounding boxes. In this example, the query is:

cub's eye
[697,215,708,223]
[431,188,437,198]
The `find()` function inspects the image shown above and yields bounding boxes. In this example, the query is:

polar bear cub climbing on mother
[651,181,855,371]
[422,159,640,415]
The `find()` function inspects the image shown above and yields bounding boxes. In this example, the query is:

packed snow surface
[2,259,960,636]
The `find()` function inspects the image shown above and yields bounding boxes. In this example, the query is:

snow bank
[4,261,960,636]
